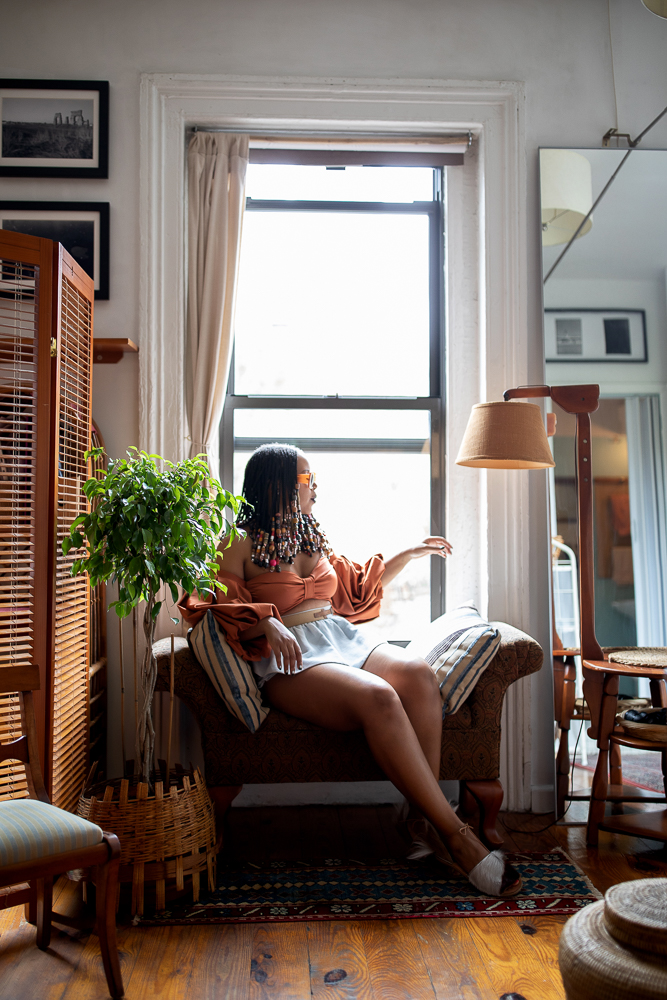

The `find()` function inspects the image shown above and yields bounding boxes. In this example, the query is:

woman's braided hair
[237,443,332,571]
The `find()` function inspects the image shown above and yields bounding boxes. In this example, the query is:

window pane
[234,408,429,442]
[246,164,434,203]
[234,211,431,396]
[231,409,432,639]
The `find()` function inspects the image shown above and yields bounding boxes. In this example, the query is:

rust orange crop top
[177,553,384,660]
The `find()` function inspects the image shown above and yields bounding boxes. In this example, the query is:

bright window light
[234,211,430,396]
[245,163,434,202]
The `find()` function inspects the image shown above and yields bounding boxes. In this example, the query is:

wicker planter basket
[77,767,217,916]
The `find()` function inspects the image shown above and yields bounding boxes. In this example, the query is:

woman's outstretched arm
[382,536,452,586]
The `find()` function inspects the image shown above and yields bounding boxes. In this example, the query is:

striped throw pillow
[189,610,269,733]
[406,601,501,716]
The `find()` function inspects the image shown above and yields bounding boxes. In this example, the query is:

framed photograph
[0,202,109,299]
[0,80,108,178]
[545,309,647,363]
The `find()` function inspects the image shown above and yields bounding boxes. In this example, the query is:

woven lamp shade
[456,401,555,469]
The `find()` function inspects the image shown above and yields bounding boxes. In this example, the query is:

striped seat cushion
[188,610,270,733]
[406,601,501,716]
[0,799,103,867]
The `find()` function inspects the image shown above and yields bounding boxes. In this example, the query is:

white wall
[546,276,667,393]
[3,0,667,800]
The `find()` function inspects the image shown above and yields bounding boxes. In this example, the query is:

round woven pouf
[559,879,667,1000]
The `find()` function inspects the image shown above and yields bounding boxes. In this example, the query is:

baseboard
[531,784,556,814]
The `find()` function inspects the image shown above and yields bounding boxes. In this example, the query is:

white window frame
[139,73,551,812]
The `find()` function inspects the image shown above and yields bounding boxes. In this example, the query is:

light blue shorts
[252,614,387,688]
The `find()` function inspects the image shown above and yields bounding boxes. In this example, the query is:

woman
[181,443,521,897]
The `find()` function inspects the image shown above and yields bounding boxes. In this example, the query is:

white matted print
[545,309,647,363]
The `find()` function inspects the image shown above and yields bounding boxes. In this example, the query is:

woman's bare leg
[362,645,442,780]
[264,664,487,873]
[362,646,444,839]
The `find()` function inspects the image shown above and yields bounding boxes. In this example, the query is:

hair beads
[237,443,332,572]
[251,486,332,571]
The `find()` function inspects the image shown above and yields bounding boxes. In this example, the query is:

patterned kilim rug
[138,847,600,925]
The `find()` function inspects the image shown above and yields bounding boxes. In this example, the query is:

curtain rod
[189,126,473,146]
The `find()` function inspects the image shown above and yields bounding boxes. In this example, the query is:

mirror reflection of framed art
[0,79,109,178]
[0,201,110,299]
[545,308,647,362]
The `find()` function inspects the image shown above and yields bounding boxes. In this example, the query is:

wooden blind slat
[0,256,39,802]
[50,271,91,811]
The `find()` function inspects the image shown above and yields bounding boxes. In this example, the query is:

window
[221,162,445,638]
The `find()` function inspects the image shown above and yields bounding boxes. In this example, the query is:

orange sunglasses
[296,472,316,489]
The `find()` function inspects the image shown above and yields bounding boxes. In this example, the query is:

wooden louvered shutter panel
[0,232,54,800]
[89,420,108,781]
[48,246,94,810]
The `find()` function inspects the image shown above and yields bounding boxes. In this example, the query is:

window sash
[221,178,446,623]
[241,197,443,399]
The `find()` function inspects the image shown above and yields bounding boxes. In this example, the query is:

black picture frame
[0,201,109,299]
[545,308,647,363]
[0,80,109,178]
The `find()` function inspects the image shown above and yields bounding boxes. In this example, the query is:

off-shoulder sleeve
[177,570,281,660]
[329,553,385,623]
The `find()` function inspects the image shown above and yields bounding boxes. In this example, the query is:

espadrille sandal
[407,818,522,898]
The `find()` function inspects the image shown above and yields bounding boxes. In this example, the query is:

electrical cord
[502,714,587,836]
[608,0,619,134]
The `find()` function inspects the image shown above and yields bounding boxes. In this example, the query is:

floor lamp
[457,385,667,845]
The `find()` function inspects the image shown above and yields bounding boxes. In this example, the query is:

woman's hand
[262,617,303,674]
[406,536,452,560]
[383,537,453,586]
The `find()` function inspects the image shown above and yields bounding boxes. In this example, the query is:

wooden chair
[0,664,124,999]
[553,644,580,817]
[553,643,665,819]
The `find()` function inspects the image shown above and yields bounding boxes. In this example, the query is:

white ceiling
[541,148,667,282]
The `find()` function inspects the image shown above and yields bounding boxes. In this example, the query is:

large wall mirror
[541,147,667,702]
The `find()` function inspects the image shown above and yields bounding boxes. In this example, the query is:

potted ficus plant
[64,447,242,914]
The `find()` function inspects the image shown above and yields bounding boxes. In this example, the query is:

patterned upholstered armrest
[457,622,543,728]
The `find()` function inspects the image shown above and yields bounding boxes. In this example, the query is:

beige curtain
[187,131,249,482]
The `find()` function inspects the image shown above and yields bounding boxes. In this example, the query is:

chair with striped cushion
[0,664,124,999]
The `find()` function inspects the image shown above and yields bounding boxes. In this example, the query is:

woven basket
[607,647,667,668]
[573,697,650,721]
[616,710,667,743]
[559,879,667,1000]
[77,766,217,916]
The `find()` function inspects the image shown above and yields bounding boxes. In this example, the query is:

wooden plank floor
[1,803,666,1000]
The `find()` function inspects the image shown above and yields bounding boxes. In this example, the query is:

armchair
[153,621,542,847]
